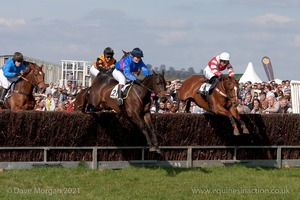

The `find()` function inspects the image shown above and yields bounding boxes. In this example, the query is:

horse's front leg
[214,105,240,136]
[144,112,160,153]
[129,113,158,152]
[229,106,249,134]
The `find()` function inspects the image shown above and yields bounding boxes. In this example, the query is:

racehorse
[87,71,166,153]
[1,63,46,111]
[177,75,249,136]
[73,50,130,112]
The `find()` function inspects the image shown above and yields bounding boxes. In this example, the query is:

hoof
[242,125,250,134]
[233,131,240,136]
[149,146,161,154]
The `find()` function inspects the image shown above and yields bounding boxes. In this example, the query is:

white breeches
[112,69,126,85]
[90,66,99,77]
[0,69,14,89]
[204,66,216,79]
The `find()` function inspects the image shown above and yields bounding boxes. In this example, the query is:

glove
[219,74,225,79]
[134,78,142,84]
[15,73,21,77]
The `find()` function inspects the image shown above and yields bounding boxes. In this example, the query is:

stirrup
[200,91,206,98]
[117,98,123,106]
[0,100,4,106]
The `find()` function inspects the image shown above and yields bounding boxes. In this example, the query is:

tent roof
[239,62,263,83]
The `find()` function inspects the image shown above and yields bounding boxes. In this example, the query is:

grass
[0,165,299,200]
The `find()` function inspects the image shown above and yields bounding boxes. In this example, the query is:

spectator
[259,92,268,110]
[157,102,166,113]
[45,93,56,111]
[244,93,253,110]
[278,97,293,113]
[177,100,187,113]
[190,101,205,114]
[263,96,280,114]
[237,97,251,114]
[250,99,263,114]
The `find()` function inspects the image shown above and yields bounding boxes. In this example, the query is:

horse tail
[80,87,91,112]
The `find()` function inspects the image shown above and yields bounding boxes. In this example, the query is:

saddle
[110,82,132,99]
[198,76,220,96]
[5,82,16,99]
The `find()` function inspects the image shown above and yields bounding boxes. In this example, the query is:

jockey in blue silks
[112,47,150,106]
[0,52,27,105]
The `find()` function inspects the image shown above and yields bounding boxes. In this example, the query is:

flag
[261,56,274,81]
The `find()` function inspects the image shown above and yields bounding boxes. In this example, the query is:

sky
[1,0,300,81]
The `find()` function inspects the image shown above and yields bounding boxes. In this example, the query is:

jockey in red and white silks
[204,52,235,79]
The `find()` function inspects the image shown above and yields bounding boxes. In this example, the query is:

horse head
[218,76,239,107]
[23,63,47,92]
[142,70,166,98]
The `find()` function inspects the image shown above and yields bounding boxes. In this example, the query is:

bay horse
[88,71,166,153]
[1,63,46,110]
[73,50,130,112]
[177,75,249,136]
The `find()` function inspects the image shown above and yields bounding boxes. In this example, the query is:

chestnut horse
[1,63,46,110]
[177,75,249,136]
[88,71,166,153]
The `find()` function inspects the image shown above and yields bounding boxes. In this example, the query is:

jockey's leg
[117,84,124,106]
[0,88,8,105]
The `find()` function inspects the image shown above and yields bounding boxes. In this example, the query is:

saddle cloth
[198,83,211,93]
[110,83,131,99]
[5,82,16,99]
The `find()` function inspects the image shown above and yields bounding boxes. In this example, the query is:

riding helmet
[13,52,24,62]
[131,48,144,58]
[219,52,230,61]
[103,47,114,56]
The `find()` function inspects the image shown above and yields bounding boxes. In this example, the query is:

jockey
[112,47,150,106]
[0,52,26,105]
[90,47,116,76]
[200,52,235,96]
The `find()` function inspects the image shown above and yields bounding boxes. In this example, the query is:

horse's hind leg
[184,99,191,113]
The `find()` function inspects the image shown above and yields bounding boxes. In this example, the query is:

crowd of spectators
[33,81,84,112]
[36,78,293,114]
[150,79,293,114]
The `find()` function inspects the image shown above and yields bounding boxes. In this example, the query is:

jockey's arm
[227,64,235,77]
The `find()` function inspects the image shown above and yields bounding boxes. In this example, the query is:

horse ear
[152,70,157,75]
[41,64,44,69]
[162,70,165,76]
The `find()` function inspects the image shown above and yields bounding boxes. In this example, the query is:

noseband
[216,79,239,107]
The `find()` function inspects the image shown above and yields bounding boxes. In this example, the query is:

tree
[187,67,195,74]
[159,64,166,72]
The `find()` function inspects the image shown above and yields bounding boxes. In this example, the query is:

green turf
[0,165,299,200]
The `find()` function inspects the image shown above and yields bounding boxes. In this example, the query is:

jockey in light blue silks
[0,52,26,105]
[112,47,150,106]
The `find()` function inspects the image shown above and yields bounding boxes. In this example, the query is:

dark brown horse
[73,50,130,112]
[88,71,166,152]
[177,75,249,136]
[1,63,46,110]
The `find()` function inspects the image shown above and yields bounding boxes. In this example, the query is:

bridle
[16,68,44,96]
[216,78,239,107]
[132,74,165,104]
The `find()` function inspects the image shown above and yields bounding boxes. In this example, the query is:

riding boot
[0,88,8,106]
[200,86,207,98]
[117,85,123,106]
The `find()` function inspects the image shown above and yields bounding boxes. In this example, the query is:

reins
[216,78,238,107]
[15,68,44,96]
